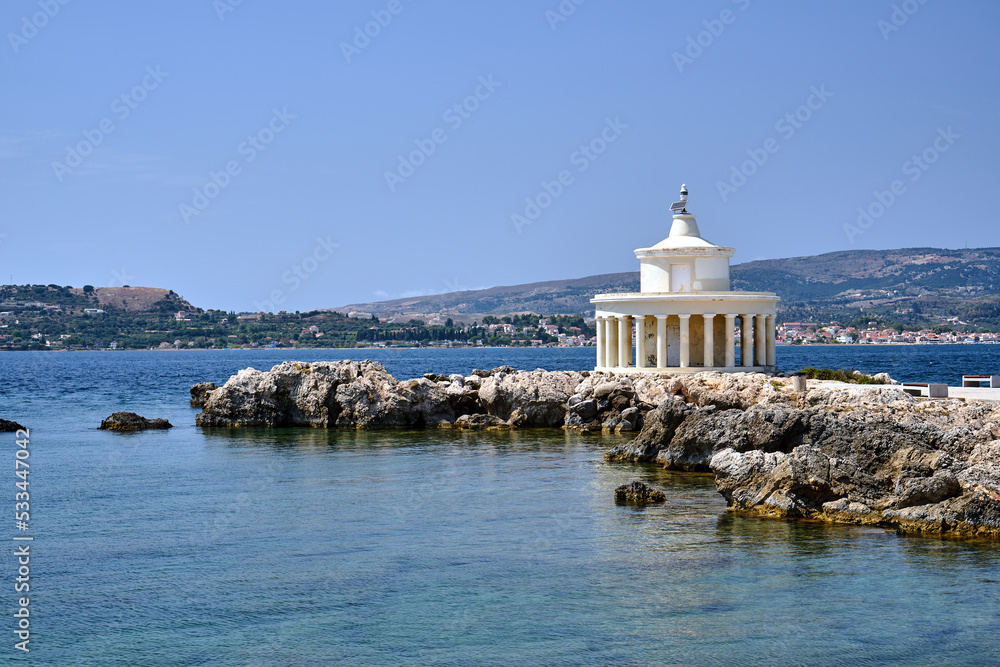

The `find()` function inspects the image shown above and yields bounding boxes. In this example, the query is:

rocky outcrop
[99,412,173,431]
[564,374,664,433]
[605,400,694,462]
[189,382,217,407]
[194,364,788,433]
[194,362,583,429]
[1,419,26,433]
[614,481,666,504]
[605,372,1000,538]
[196,361,448,428]
[478,368,583,427]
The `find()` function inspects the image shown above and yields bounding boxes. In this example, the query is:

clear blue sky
[2,0,998,312]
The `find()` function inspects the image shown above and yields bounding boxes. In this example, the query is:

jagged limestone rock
[189,382,217,407]
[605,372,1000,538]
[477,369,583,427]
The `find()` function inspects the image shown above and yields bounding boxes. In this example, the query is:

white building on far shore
[592,185,779,374]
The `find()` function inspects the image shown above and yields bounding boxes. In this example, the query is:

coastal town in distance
[4,242,998,351]
[1,285,998,351]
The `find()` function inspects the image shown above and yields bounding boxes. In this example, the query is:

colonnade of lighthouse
[591,185,779,374]
[594,312,777,371]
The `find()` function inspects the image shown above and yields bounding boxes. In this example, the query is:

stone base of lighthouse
[594,366,774,375]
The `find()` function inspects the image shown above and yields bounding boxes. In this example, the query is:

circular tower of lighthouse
[635,192,735,294]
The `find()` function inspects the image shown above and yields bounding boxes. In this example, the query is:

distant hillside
[734,247,1000,326]
[1,284,194,314]
[333,247,1000,328]
[0,284,375,351]
[333,273,640,324]
[729,247,1000,300]
[68,286,196,313]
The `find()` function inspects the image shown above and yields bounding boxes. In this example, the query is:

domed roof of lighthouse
[649,184,723,251]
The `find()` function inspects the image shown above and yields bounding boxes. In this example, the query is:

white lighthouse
[591,186,779,373]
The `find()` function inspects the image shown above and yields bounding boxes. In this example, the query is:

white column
[725,314,737,368]
[740,314,752,367]
[618,316,631,368]
[679,314,690,368]
[656,315,667,368]
[607,316,618,368]
[755,314,766,366]
[596,316,606,368]
[703,313,716,368]
[635,316,646,369]
[766,314,776,368]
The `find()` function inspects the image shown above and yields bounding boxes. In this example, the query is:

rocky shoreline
[193,360,1000,539]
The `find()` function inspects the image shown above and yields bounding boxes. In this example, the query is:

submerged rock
[0,419,26,433]
[99,412,173,431]
[453,414,510,430]
[614,481,666,504]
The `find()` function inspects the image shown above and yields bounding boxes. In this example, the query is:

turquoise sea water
[2,345,1000,665]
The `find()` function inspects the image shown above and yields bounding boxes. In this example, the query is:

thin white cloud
[48,150,170,183]
[0,129,61,158]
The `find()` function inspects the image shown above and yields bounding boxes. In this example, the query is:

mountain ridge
[332,247,1000,327]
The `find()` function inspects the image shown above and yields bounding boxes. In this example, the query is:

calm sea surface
[1,345,999,665]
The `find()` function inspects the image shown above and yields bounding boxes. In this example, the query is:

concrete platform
[947,387,1000,403]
